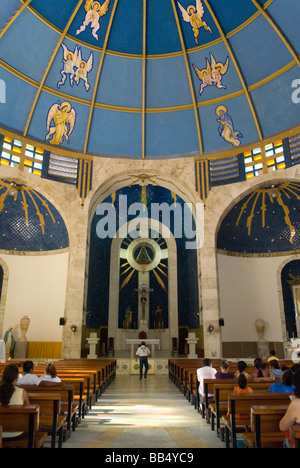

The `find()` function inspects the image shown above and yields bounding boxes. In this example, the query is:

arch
[277,255,300,346]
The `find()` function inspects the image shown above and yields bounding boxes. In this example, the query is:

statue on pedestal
[255,319,270,359]
[154,305,163,329]
[123,306,133,329]
[4,327,14,360]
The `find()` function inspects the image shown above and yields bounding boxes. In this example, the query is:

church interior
[0,0,300,450]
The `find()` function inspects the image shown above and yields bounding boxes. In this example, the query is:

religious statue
[123,306,133,329]
[154,305,163,329]
[20,315,30,342]
[134,284,153,321]
[4,327,14,359]
[255,319,270,358]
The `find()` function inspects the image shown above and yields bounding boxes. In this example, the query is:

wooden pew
[210,382,273,434]
[290,425,300,448]
[222,393,292,448]
[18,384,77,437]
[0,405,47,448]
[27,392,66,448]
[243,405,288,448]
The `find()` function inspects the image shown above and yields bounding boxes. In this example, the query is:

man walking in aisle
[136,342,151,380]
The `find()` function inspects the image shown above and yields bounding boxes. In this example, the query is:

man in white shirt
[197,358,217,397]
[136,342,151,380]
[17,360,40,386]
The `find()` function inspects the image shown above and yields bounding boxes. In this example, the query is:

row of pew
[0,358,116,448]
[169,358,300,449]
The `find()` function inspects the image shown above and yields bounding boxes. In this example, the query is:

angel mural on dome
[193,53,229,96]
[216,105,243,147]
[45,101,76,146]
[57,44,94,91]
[76,0,110,41]
[177,0,212,44]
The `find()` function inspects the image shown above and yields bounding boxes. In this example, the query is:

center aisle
[63,374,224,449]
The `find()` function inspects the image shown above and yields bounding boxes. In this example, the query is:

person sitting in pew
[267,350,279,362]
[251,357,269,381]
[39,362,63,386]
[279,369,300,448]
[234,374,253,395]
[254,359,283,383]
[197,358,217,398]
[234,361,249,379]
[0,364,30,441]
[268,369,294,393]
[215,360,235,379]
[17,361,40,386]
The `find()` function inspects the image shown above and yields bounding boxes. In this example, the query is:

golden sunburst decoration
[236,182,300,245]
[119,234,168,293]
[0,179,56,235]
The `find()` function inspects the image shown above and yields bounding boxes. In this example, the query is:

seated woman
[268,369,295,393]
[0,364,30,440]
[39,362,62,386]
[251,357,269,381]
[279,369,300,448]
[215,360,235,379]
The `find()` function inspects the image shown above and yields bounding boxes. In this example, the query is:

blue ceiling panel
[251,65,300,138]
[44,38,102,101]
[188,42,243,102]
[145,109,199,157]
[96,55,142,108]
[27,91,91,152]
[146,55,192,108]
[106,0,143,56]
[209,0,258,35]
[199,95,260,154]
[146,0,181,55]
[87,107,142,157]
[267,0,300,56]
[0,0,21,33]
[228,15,293,87]
[0,9,60,83]
[0,67,37,133]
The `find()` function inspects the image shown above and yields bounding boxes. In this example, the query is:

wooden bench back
[0,405,40,432]
[228,393,292,416]
[250,405,288,433]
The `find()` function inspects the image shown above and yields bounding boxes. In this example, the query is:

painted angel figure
[216,105,242,147]
[57,44,79,88]
[74,51,94,91]
[193,53,229,95]
[45,101,76,146]
[76,0,110,41]
[177,0,212,44]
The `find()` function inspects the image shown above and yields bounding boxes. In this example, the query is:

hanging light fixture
[269,184,279,200]
[7,182,18,197]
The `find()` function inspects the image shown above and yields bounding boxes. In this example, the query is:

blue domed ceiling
[218,182,300,254]
[0,179,69,252]
[0,0,299,159]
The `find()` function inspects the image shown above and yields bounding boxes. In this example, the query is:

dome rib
[142,0,147,160]
[204,0,263,142]
[171,0,203,156]
[83,0,119,154]
[22,0,85,138]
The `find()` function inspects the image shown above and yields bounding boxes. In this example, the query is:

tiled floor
[62,374,225,449]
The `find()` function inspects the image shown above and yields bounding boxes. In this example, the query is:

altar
[126,339,160,358]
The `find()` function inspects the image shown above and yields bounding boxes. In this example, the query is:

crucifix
[134,283,153,321]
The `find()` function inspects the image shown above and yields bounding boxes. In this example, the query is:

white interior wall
[217,253,287,342]
[1,252,69,342]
